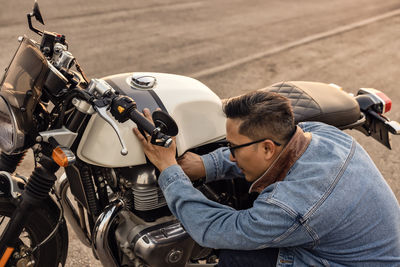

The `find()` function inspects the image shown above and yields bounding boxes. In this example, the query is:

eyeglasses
[228,138,281,158]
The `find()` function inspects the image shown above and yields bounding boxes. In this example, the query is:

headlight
[0,96,24,153]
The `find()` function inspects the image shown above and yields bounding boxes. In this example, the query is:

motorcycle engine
[112,165,208,266]
[115,210,195,267]
[116,164,171,222]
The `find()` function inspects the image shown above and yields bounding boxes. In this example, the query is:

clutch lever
[83,78,128,155]
[93,103,128,156]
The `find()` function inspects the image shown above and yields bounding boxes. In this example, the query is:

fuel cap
[129,75,157,90]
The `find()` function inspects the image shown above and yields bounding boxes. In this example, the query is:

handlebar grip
[129,109,173,147]
[129,109,157,134]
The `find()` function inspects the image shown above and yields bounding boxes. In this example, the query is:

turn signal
[0,247,14,267]
[52,146,76,167]
[118,106,125,113]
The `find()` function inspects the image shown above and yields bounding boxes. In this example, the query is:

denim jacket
[159,122,400,266]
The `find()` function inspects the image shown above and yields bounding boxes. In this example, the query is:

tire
[0,196,68,267]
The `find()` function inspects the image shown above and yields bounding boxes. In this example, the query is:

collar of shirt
[249,126,312,193]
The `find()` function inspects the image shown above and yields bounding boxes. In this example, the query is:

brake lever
[94,105,128,156]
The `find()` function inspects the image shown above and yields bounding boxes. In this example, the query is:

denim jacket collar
[249,126,312,193]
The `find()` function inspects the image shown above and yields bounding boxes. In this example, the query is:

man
[133,91,400,266]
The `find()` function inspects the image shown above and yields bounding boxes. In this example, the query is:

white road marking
[190,8,400,79]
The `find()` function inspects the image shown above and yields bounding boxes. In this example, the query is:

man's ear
[262,140,276,160]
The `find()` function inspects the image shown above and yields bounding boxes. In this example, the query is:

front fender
[0,171,26,199]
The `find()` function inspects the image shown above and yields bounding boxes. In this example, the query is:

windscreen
[0,36,48,109]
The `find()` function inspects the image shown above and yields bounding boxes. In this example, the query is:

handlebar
[31,27,174,152]
[85,79,174,154]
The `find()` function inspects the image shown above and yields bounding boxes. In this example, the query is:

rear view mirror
[32,1,45,25]
[27,1,45,35]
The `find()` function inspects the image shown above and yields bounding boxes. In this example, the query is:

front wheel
[0,196,68,267]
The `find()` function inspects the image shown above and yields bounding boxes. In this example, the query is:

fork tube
[0,151,26,173]
[0,156,59,262]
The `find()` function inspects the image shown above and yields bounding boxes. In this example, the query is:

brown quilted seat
[261,81,360,127]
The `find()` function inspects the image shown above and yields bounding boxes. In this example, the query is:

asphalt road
[1,1,400,266]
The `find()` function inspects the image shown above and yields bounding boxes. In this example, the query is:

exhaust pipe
[56,173,92,247]
[92,199,125,267]
[56,173,125,266]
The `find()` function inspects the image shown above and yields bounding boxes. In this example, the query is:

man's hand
[132,108,177,172]
[178,152,206,181]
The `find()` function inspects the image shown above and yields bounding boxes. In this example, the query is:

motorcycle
[0,2,399,267]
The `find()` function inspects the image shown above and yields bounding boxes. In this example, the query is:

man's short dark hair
[223,90,295,144]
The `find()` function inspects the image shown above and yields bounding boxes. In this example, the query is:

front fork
[0,151,60,266]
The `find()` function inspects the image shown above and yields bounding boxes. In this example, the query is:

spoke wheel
[0,196,68,267]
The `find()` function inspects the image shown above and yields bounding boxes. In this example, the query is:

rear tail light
[357,88,392,114]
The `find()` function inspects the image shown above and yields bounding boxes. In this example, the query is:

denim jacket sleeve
[158,165,312,250]
[200,147,245,183]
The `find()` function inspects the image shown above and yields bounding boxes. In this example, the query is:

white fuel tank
[77,72,226,167]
